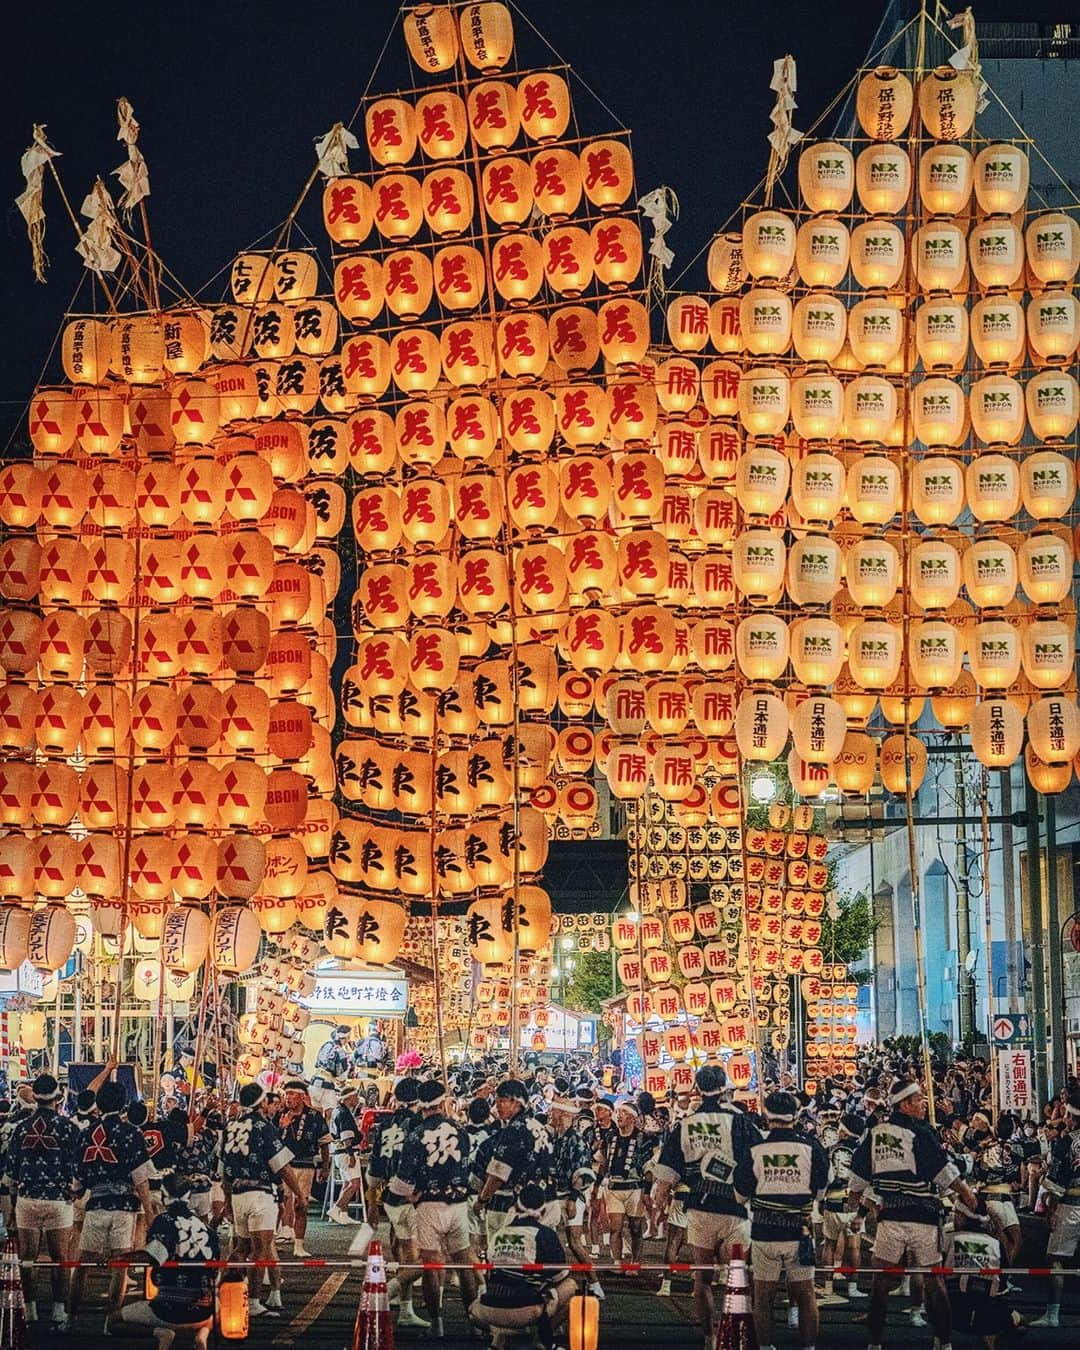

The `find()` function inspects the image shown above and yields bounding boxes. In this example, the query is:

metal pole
[1047,795,1065,1097]
[1001,773,1020,1012]
[1024,778,1049,1109]
[953,756,975,1047]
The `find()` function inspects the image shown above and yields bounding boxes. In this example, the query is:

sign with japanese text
[998,1048,1032,1112]
[300,970,408,1017]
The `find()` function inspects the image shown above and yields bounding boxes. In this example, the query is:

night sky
[0,0,1066,444]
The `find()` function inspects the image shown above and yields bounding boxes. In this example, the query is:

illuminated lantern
[0,461,45,528]
[968,220,1024,292]
[618,529,669,599]
[709,297,742,355]
[366,97,416,166]
[459,2,513,70]
[598,297,650,367]
[848,619,901,690]
[1019,532,1072,605]
[231,253,275,303]
[919,66,977,140]
[441,320,494,387]
[743,210,796,279]
[969,373,1024,446]
[963,537,1018,609]
[35,685,84,757]
[856,143,911,216]
[739,289,791,357]
[963,454,1019,526]
[1027,745,1072,794]
[458,548,509,617]
[850,220,905,292]
[971,296,1024,368]
[1028,291,1080,366]
[736,444,790,518]
[404,4,459,70]
[1027,212,1080,285]
[737,366,789,436]
[27,905,76,973]
[28,388,78,456]
[844,376,897,444]
[467,897,511,965]
[621,606,676,674]
[218,761,268,830]
[544,226,593,297]
[969,619,1022,689]
[832,731,876,795]
[518,72,570,141]
[914,222,967,294]
[335,257,384,325]
[667,295,712,353]
[322,177,373,245]
[82,684,130,755]
[795,217,849,290]
[577,137,634,214]
[467,79,519,150]
[62,317,113,383]
[566,529,617,597]
[791,693,846,762]
[879,735,928,795]
[371,172,424,243]
[533,150,583,219]
[75,385,125,455]
[909,539,961,610]
[791,451,844,521]
[1,609,42,677]
[0,908,29,971]
[217,832,267,901]
[34,832,78,899]
[734,692,789,762]
[914,299,968,372]
[481,157,533,232]
[789,618,845,688]
[932,672,978,729]
[912,455,964,525]
[407,625,460,693]
[732,528,785,600]
[849,298,902,368]
[1022,616,1075,690]
[412,91,466,162]
[856,65,913,139]
[736,613,789,682]
[159,904,210,975]
[1021,450,1074,520]
[382,249,434,321]
[1028,371,1080,441]
[211,906,262,976]
[1028,694,1080,764]
[909,618,962,690]
[919,143,973,215]
[799,142,854,211]
[111,314,166,383]
[424,169,475,237]
[788,536,842,607]
[971,698,1023,768]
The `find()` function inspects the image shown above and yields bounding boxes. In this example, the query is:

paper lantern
[848,298,902,368]
[787,536,842,607]
[1022,450,1075,520]
[415,89,468,160]
[932,672,978,729]
[323,178,373,245]
[911,455,964,525]
[965,222,1024,294]
[832,731,876,795]
[848,619,901,689]
[404,4,459,70]
[907,538,960,612]
[919,66,977,140]
[789,617,845,688]
[533,150,583,219]
[734,443,789,519]
[1028,291,1080,366]
[797,142,853,214]
[459,2,513,70]
[794,217,849,291]
[1027,212,1080,285]
[735,614,788,682]
[879,734,927,795]
[579,137,633,212]
[1029,695,1080,764]
[963,537,1018,609]
[914,222,967,295]
[467,78,519,151]
[969,618,1022,690]
[734,691,789,761]
[27,904,76,972]
[731,528,785,601]
[965,453,1020,524]
[737,367,789,436]
[971,698,1023,768]
[856,143,911,216]
[789,451,843,524]
[518,71,570,142]
[967,297,1023,371]
[1022,617,1075,690]
[791,693,847,764]
[909,618,963,690]
[1027,370,1079,441]
[0,907,29,971]
[856,66,913,139]
[1027,745,1072,794]
[918,142,973,216]
[62,317,114,383]
[844,376,897,444]
[743,210,796,279]
[1019,532,1073,606]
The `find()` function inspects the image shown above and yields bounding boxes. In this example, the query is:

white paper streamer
[76,178,122,274]
[15,124,60,282]
[113,96,150,217]
[638,186,680,300]
[315,122,360,179]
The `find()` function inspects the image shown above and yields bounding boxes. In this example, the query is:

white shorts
[338,1155,364,1184]
[560,1196,587,1230]
[15,1196,73,1233]
[873,1218,941,1268]
[751,1238,815,1284]
[604,1185,644,1219]
[668,1199,688,1231]
[416,1201,471,1254]
[232,1190,279,1238]
[822,1209,855,1242]
[117,1299,212,1331]
[310,1082,339,1110]
[1047,1201,1080,1257]
[985,1197,1019,1231]
[686,1209,749,1256]
[80,1208,137,1254]
[385,1200,418,1243]
[189,1192,212,1220]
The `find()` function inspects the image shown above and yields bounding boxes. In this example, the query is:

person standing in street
[368,1075,427,1325]
[476,1079,555,1250]
[219,1081,306,1318]
[1034,1088,1080,1326]
[310,1025,351,1111]
[276,1079,330,1257]
[388,1078,475,1336]
[733,1090,829,1350]
[848,1075,978,1350]
[651,1064,761,1348]
[329,1083,366,1224]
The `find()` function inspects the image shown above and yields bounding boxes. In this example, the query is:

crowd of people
[0,1034,1078,1348]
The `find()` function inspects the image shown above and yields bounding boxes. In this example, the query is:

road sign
[999,1048,1033,1112]
[992,1013,1032,1047]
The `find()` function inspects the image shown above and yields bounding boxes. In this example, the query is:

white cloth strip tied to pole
[637,186,679,301]
[76,176,122,274]
[113,96,150,218]
[765,53,802,203]
[315,121,359,178]
[947,7,988,113]
[15,123,60,283]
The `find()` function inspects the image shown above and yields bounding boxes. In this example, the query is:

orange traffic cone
[0,1237,28,1349]
[350,1238,394,1350]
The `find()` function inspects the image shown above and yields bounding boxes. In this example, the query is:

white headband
[890,1082,921,1106]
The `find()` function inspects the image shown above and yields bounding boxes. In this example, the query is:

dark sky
[0,0,1064,442]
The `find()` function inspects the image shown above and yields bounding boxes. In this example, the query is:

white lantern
[1027,291,1080,366]
[1021,450,1075,521]
[795,217,850,287]
[791,378,844,443]
[735,613,789,682]
[911,455,965,525]
[1026,370,1080,442]
[914,222,967,294]
[850,220,905,289]
[791,694,847,762]
[912,379,965,449]
[855,144,911,216]
[1022,617,1075,690]
[0,906,29,971]
[1026,212,1080,286]
[789,619,845,688]
[740,288,792,356]
[970,296,1025,368]
[162,904,211,974]
[969,374,1025,446]
[974,144,1029,216]
[1018,532,1073,606]
[788,536,842,607]
[27,904,76,973]
[735,444,790,518]
[963,537,1018,609]
[791,293,847,364]
[845,537,900,609]
[968,220,1024,291]
[909,539,961,610]
[798,142,854,212]
[843,376,897,444]
[970,698,1024,768]
[909,619,963,691]
[848,619,902,689]
[848,299,903,368]
[914,300,968,372]
[847,456,900,526]
[742,211,796,280]
[918,143,973,215]
[965,453,1020,523]
[969,619,1022,690]
[734,692,789,761]
[212,905,262,974]
[737,367,789,436]
[732,528,786,600]
[791,450,844,521]
[879,734,928,795]
[1028,695,1080,763]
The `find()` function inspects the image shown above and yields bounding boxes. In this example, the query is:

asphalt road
[16,1216,1080,1348]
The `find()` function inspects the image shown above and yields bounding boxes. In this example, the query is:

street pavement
[19,1216,1080,1348]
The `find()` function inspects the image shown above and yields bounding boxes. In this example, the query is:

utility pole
[1024,779,1049,1108]
[953,756,975,1046]
[1047,795,1065,1096]
[1001,773,1020,1012]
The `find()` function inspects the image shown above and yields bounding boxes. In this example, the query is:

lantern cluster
[1,248,342,986]
[235,928,320,1082]
[802,962,860,1084]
